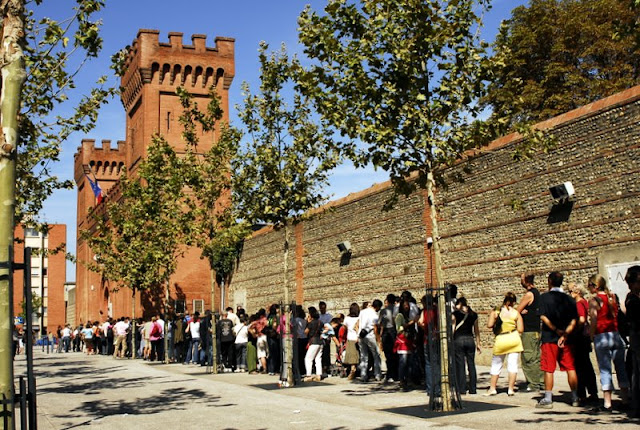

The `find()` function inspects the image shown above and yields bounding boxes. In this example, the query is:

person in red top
[588,274,630,412]
[568,283,598,405]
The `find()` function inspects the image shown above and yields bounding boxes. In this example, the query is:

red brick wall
[12,224,67,333]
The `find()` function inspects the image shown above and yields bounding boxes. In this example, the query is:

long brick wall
[229,86,640,355]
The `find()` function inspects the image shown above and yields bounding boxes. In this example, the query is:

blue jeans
[424,343,441,395]
[235,342,247,370]
[398,353,412,383]
[358,334,381,380]
[185,338,200,364]
[594,331,629,391]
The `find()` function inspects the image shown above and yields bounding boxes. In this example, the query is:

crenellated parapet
[74,139,126,185]
[121,29,235,112]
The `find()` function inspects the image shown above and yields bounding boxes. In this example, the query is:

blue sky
[35,0,528,281]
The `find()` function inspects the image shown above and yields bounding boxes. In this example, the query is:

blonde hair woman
[588,275,629,412]
[486,292,524,396]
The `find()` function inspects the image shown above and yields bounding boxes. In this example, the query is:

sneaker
[536,399,553,409]
[508,390,515,397]
[571,399,580,407]
[483,389,498,396]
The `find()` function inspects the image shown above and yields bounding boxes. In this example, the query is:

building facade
[12,224,67,334]
[74,30,235,322]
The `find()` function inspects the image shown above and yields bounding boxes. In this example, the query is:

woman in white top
[184,314,201,364]
[343,303,360,380]
[233,315,249,372]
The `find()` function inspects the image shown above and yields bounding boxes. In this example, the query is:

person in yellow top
[486,292,524,396]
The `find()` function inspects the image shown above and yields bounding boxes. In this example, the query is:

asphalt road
[13,349,637,430]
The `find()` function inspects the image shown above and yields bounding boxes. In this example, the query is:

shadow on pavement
[514,410,638,426]
[250,381,331,391]
[54,387,234,429]
[341,384,412,396]
[382,400,515,418]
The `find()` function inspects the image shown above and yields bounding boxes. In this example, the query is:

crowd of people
[33,266,640,420]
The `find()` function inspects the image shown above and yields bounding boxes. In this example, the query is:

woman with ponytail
[588,274,630,412]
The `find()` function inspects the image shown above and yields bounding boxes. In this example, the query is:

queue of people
[41,266,639,421]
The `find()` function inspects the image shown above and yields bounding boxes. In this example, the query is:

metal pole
[39,232,44,339]
[23,248,37,429]
[18,377,26,430]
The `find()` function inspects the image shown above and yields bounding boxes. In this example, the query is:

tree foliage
[16,0,120,225]
[483,0,640,128]
[19,293,43,321]
[298,0,496,206]
[81,136,192,296]
[177,87,249,278]
[232,43,341,227]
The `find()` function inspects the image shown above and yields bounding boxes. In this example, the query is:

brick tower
[74,30,235,323]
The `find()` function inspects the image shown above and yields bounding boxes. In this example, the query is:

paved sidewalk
[14,350,636,430]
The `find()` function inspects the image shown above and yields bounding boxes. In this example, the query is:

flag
[86,175,104,204]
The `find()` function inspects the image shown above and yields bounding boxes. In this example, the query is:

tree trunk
[427,169,455,412]
[131,288,136,359]
[281,224,294,386]
[0,2,27,427]
[210,268,217,374]
[427,169,456,411]
[164,280,169,364]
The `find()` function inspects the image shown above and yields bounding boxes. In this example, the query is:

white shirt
[61,327,71,338]
[156,318,165,336]
[101,321,111,337]
[358,307,378,335]
[234,323,248,344]
[344,316,359,341]
[227,312,240,326]
[114,321,129,336]
[189,321,201,339]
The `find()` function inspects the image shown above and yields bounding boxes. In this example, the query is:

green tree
[178,87,248,289]
[82,136,193,357]
[298,0,496,409]
[232,43,342,386]
[483,0,640,128]
[1,1,115,422]
[177,87,249,370]
[18,293,43,321]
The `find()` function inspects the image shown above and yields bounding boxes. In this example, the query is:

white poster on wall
[606,261,640,313]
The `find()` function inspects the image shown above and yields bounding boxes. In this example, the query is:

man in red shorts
[536,271,579,409]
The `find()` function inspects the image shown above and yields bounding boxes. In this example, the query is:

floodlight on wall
[337,241,352,254]
[549,181,575,202]
[426,237,434,246]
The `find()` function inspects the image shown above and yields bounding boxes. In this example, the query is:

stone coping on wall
[247,84,640,240]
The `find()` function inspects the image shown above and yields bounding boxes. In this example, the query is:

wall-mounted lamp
[337,241,352,254]
[549,181,575,202]
[426,237,433,247]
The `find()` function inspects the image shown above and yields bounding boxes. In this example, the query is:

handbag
[359,328,370,339]
[492,313,503,336]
